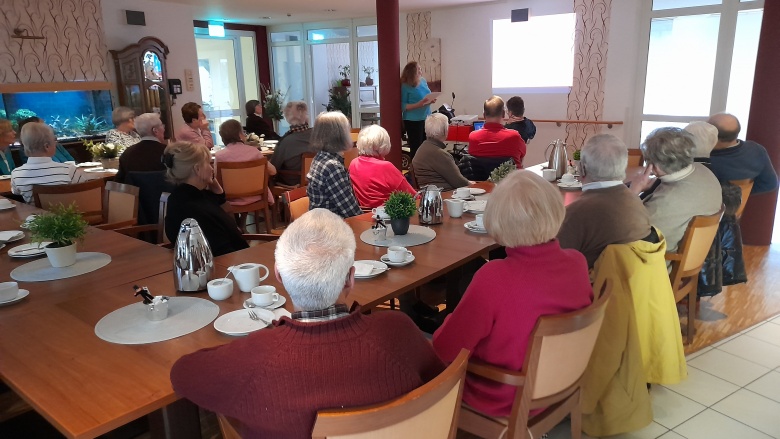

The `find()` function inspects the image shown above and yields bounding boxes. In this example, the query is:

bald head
[707,113,741,149]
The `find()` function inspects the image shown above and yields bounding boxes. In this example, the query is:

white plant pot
[45,243,77,268]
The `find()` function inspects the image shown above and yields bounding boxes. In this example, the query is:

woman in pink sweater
[432,170,593,417]
[349,125,416,208]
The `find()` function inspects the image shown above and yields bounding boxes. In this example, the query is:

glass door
[356,24,380,128]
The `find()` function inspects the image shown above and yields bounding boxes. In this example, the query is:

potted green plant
[362,65,375,86]
[339,64,351,86]
[260,84,286,122]
[28,203,88,268]
[572,149,582,175]
[384,191,416,235]
[488,160,517,183]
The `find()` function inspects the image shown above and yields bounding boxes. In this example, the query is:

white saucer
[452,194,475,201]
[464,200,487,214]
[0,175,10,180]
[380,254,415,267]
[469,188,487,195]
[76,162,101,167]
[0,204,14,211]
[0,289,29,306]
[0,231,24,243]
[243,295,287,310]
[464,221,487,234]
[214,308,274,336]
[8,242,51,258]
[557,181,582,189]
[353,260,389,278]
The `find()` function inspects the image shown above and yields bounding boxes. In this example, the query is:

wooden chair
[665,205,725,344]
[301,152,316,186]
[282,186,309,222]
[344,147,359,169]
[627,149,644,168]
[216,158,273,233]
[113,192,170,244]
[96,181,140,231]
[407,163,419,190]
[458,281,612,439]
[729,179,753,220]
[33,179,105,225]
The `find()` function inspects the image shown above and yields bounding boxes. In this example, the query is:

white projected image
[492,14,575,94]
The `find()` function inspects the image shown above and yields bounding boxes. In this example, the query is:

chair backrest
[111,191,169,244]
[627,149,644,168]
[282,186,309,222]
[344,147,359,169]
[33,179,105,225]
[669,205,725,284]
[407,163,419,190]
[523,281,611,402]
[301,152,316,186]
[104,181,139,228]
[216,158,268,200]
[729,179,753,220]
[311,349,469,439]
[124,171,175,226]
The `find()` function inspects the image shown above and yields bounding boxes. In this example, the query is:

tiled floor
[545,314,780,439]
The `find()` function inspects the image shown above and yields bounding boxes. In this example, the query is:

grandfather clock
[110,37,174,139]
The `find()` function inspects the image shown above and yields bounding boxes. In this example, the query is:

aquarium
[0,89,113,140]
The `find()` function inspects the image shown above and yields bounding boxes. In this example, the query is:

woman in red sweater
[349,125,416,208]
[432,170,593,418]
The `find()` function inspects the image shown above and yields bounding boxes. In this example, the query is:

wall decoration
[565,0,612,149]
[406,12,441,92]
[0,0,110,84]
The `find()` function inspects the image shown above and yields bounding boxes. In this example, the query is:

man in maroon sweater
[468,96,526,168]
[170,208,444,439]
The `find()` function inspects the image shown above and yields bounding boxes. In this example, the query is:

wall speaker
[126,10,146,26]
[511,8,529,23]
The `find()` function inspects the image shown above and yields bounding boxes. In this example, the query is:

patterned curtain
[565,0,612,149]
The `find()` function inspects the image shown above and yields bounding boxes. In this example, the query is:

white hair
[357,125,391,157]
[20,122,55,155]
[274,208,356,311]
[134,113,162,137]
[424,113,449,140]
[684,121,718,158]
[580,134,627,182]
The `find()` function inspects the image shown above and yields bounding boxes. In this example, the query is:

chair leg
[263,207,272,234]
[687,287,697,345]
[570,390,582,439]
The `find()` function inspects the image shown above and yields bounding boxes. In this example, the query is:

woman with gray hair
[629,127,722,252]
[306,111,362,218]
[411,113,470,191]
[348,125,415,208]
[105,106,141,149]
[432,170,592,418]
[684,121,718,164]
[270,101,312,186]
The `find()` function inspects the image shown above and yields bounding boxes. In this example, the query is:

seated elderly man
[12,122,82,203]
[171,208,444,438]
[270,101,312,186]
[629,127,722,252]
[468,96,525,168]
[413,113,470,191]
[558,134,653,268]
[349,125,416,208]
[115,113,167,183]
[684,121,718,167]
[707,113,778,194]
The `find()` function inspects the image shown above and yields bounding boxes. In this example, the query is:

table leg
[445,266,463,313]
[148,399,202,439]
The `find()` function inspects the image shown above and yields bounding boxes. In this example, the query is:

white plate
[214,308,274,336]
[353,260,389,278]
[469,188,487,195]
[0,289,29,306]
[380,254,415,267]
[8,242,51,258]
[464,200,487,214]
[84,168,118,173]
[0,230,24,243]
[0,175,11,180]
[557,181,582,189]
[76,162,102,167]
[0,203,15,211]
[243,295,287,310]
[464,221,487,234]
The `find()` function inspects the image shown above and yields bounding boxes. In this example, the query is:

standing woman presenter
[401,61,436,157]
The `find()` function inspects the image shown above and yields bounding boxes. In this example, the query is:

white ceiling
[159,0,497,26]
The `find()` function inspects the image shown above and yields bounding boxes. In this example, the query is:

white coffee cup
[560,173,576,184]
[454,187,471,198]
[251,285,280,307]
[0,281,19,301]
[444,199,465,218]
[387,246,413,263]
[475,214,485,229]
[229,263,269,293]
[207,278,234,301]
[371,206,387,218]
[542,168,557,182]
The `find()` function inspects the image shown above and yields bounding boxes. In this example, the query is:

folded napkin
[353,262,374,277]
[0,231,23,242]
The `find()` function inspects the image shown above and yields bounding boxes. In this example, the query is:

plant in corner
[384,191,416,236]
[260,83,287,121]
[28,203,88,268]
[338,64,351,86]
[362,65,375,86]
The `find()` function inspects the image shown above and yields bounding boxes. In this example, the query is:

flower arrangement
[246,132,263,146]
[339,65,351,79]
[572,149,581,161]
[488,160,517,183]
[384,191,417,220]
[260,83,286,121]
[83,139,123,159]
[362,65,375,77]
[28,203,88,248]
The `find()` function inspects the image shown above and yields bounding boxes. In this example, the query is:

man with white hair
[171,208,444,439]
[271,101,312,186]
[11,122,82,203]
[707,113,777,194]
[114,113,167,183]
[558,134,653,267]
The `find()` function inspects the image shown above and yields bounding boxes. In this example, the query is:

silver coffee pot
[173,218,214,292]
[545,139,572,179]
[417,185,443,225]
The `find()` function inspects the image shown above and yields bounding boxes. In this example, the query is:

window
[491,13,575,94]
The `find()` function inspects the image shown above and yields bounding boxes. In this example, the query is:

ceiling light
[208,21,225,37]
